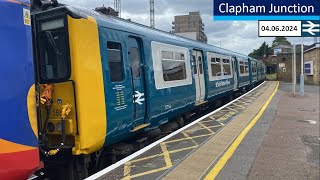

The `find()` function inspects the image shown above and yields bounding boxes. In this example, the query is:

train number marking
[51,109,61,117]
[134,91,145,105]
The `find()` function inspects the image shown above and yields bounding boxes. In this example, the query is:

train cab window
[129,47,140,78]
[38,18,71,83]
[222,59,231,75]
[107,42,124,82]
[161,51,187,81]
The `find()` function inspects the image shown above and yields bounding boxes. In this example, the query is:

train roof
[37,5,261,62]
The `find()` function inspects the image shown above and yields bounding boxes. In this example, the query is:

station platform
[88,81,319,180]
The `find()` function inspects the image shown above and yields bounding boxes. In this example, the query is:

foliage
[271,37,291,47]
[248,41,272,60]
[266,73,277,81]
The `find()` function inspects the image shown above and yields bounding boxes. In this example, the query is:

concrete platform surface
[216,82,319,180]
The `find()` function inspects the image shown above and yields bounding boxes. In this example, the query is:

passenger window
[107,42,124,82]
[211,57,222,77]
[222,58,231,76]
[161,50,187,81]
[129,47,140,78]
[162,51,173,59]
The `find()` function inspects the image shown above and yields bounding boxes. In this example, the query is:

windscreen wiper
[45,31,61,55]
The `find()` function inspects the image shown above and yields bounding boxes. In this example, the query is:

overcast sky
[59,0,315,55]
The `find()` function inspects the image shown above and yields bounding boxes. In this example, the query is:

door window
[129,47,140,78]
[198,56,203,74]
[192,55,197,74]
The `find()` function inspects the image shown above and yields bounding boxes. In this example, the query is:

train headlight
[47,122,55,132]
[56,122,62,132]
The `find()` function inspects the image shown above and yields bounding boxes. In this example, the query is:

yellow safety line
[204,82,279,180]
[160,143,173,167]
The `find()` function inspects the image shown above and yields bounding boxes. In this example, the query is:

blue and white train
[30,3,266,179]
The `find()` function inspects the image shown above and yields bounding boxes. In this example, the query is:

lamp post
[300,38,304,96]
[292,44,296,97]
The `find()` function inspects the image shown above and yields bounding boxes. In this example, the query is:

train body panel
[0,0,40,179]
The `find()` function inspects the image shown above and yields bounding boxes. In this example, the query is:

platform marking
[123,162,131,180]
[199,122,214,133]
[164,133,214,144]
[160,143,173,167]
[204,81,279,180]
[86,82,266,180]
[182,132,198,146]
[117,86,268,179]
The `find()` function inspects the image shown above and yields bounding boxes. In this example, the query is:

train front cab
[0,0,40,179]
[32,6,171,178]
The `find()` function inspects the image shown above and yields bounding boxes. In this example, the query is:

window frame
[304,61,314,75]
[129,47,141,79]
[207,52,233,81]
[107,41,125,82]
[251,61,257,75]
[151,41,192,89]
[238,58,249,77]
[161,51,187,82]
[36,15,72,84]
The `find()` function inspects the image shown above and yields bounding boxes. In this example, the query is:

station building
[304,42,320,85]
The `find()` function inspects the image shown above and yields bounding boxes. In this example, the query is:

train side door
[127,37,147,128]
[232,57,238,91]
[192,50,206,104]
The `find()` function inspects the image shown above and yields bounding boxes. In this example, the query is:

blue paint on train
[64,6,265,147]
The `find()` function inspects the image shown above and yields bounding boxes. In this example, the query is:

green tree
[271,37,291,47]
[248,41,272,60]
